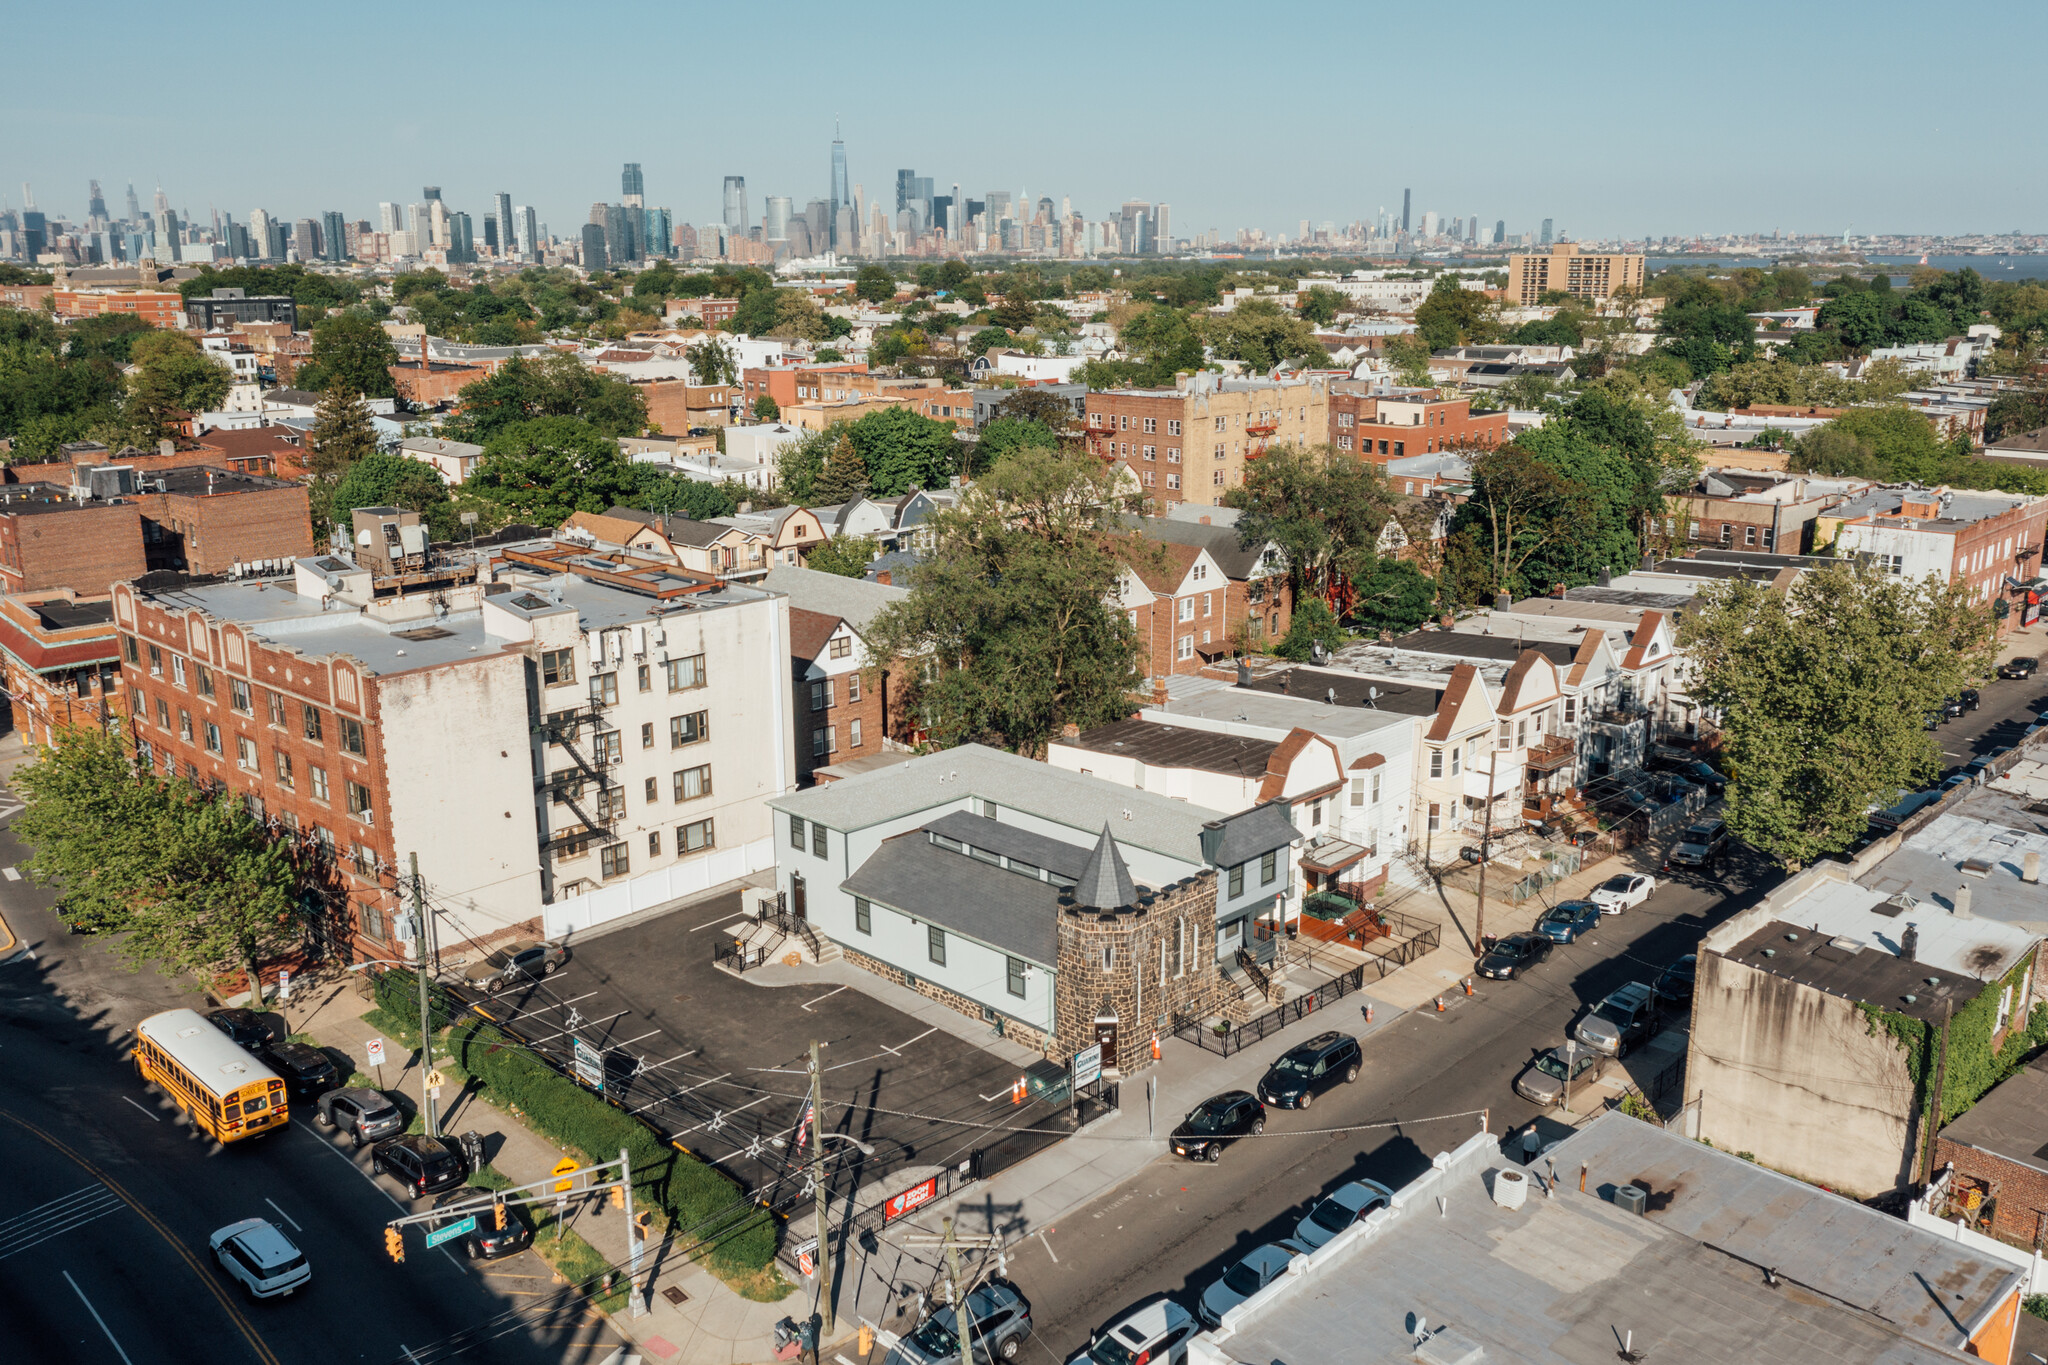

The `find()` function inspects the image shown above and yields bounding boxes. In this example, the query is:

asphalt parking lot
[457,891,1035,1207]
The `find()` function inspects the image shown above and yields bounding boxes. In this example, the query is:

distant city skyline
[5,1,2045,241]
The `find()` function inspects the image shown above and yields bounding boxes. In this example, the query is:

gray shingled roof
[841,834,1061,963]
[1206,802,1300,869]
[1124,514,1278,580]
[761,565,907,633]
[1071,826,1138,910]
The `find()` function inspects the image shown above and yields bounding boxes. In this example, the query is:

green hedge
[449,1018,776,1274]
[371,966,458,1036]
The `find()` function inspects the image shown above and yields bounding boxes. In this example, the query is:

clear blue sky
[8,0,2045,243]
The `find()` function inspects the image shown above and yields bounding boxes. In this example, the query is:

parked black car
[1171,1091,1265,1162]
[1655,955,1697,1006]
[266,1042,341,1098]
[373,1134,467,1197]
[429,1189,533,1261]
[2000,656,2039,680]
[1476,933,1552,981]
[207,1008,272,1052]
[1255,1032,1361,1110]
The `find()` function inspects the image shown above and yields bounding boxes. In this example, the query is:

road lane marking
[1037,1230,1058,1263]
[294,1129,461,1269]
[65,1270,136,1365]
[2,867,19,881]
[123,1097,160,1122]
[0,1187,126,1260]
[263,1198,301,1232]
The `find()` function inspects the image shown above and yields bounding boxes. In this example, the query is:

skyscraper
[764,196,791,243]
[123,183,141,224]
[621,163,644,208]
[722,177,748,234]
[292,218,319,262]
[323,210,347,262]
[248,209,274,261]
[379,202,401,235]
[157,208,183,262]
[496,192,514,260]
[449,212,475,263]
[1494,220,1505,245]
[645,207,672,259]
[515,205,538,259]
[830,134,849,248]
[895,170,917,214]
[1154,204,1171,251]
[1540,218,1553,246]
[423,186,442,202]
[1401,189,1411,234]
[580,223,608,273]
[86,180,107,222]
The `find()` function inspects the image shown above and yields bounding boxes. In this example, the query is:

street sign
[365,1038,386,1067]
[797,1249,814,1276]
[426,1069,445,1090]
[425,1215,476,1249]
[884,1176,938,1222]
[1070,1044,1102,1090]
[573,1037,603,1092]
[552,1157,580,1193]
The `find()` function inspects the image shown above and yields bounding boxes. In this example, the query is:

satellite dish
[324,574,342,591]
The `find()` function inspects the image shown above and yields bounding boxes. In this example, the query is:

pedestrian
[1521,1122,1541,1165]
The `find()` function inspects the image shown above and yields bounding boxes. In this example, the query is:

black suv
[1171,1091,1265,1162]
[208,1008,271,1052]
[373,1134,467,1197]
[1256,1031,1361,1110]
[266,1042,341,1099]
[1477,933,1551,981]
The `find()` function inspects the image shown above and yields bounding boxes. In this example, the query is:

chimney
[1151,678,1168,706]
[873,570,891,586]
[158,438,174,458]
[1640,553,1653,571]
[1598,566,1612,587]
[1235,658,1250,687]
[1551,582,1566,599]
[1494,592,1511,611]
[2027,852,2041,885]
[1900,923,1919,962]
[1060,722,1080,740]
[1198,515,1210,525]
[1954,883,1973,918]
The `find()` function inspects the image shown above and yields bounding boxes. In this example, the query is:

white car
[1588,872,1656,914]
[210,1218,311,1300]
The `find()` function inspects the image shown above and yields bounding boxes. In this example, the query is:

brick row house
[0,593,122,745]
[1084,373,1329,507]
[1121,507,1293,670]
[1328,385,1509,460]
[763,566,911,786]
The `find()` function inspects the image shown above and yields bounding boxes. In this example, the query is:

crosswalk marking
[2,867,19,881]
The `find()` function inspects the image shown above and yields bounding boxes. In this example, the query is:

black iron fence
[1172,964,1369,1057]
[1360,909,1442,979]
[712,939,768,973]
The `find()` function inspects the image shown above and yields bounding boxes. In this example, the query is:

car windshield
[1534,1052,1574,1081]
[1542,906,1576,924]
[1090,1333,1140,1365]
[267,1252,306,1275]
[1185,1101,1234,1133]
[1309,1198,1355,1234]
[909,1310,959,1355]
[1272,1053,1317,1075]
[1595,1003,1634,1027]
[1222,1261,1265,1295]
[1491,939,1530,960]
[1599,876,1634,893]
[479,949,516,969]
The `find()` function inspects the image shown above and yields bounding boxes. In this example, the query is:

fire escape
[536,699,624,852]
[1243,412,1279,461]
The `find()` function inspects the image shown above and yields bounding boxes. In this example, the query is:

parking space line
[1,867,18,882]
[642,1049,698,1073]
[495,992,597,1026]
[800,987,848,1012]
[263,1198,301,1232]
[690,913,742,931]
[610,1029,663,1050]
[672,1093,776,1136]
[64,1270,135,1365]
[879,1026,937,1056]
[524,1010,627,1048]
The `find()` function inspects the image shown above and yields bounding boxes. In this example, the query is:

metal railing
[1235,947,1274,1001]
[1172,963,1369,1057]
[1358,907,1442,978]
[713,939,768,973]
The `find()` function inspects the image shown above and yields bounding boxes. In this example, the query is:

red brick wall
[0,503,146,595]
[1130,576,1289,676]
[793,662,901,785]
[140,484,313,574]
[390,362,487,408]
[1085,393,1194,503]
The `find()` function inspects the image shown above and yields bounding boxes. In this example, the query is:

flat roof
[33,599,115,631]
[1149,673,1419,742]
[1940,1057,2048,1174]
[1858,762,2048,931]
[1054,717,1277,780]
[1212,1113,2018,1365]
[1239,663,1445,716]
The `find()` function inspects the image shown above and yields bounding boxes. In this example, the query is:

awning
[1300,837,1370,875]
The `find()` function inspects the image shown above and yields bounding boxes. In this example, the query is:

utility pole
[809,1038,832,1338]
[1475,743,1500,950]
[620,1144,646,1318]
[409,852,439,1139]
[1923,998,1954,1185]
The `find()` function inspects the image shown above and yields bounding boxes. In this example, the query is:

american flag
[795,1101,814,1151]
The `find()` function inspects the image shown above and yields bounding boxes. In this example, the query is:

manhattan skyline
[5,0,2047,241]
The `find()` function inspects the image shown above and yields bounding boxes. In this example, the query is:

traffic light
[493,1201,507,1231]
[610,1182,625,1209]
[384,1226,405,1263]
[633,1210,652,1237]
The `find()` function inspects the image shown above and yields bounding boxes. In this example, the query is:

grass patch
[467,1161,515,1192]
[529,1209,630,1313]
[361,1004,425,1052]
[722,1262,796,1303]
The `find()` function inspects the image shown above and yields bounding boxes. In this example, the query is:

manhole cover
[661,1286,689,1305]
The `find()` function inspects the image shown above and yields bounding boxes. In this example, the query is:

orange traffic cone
[1463,978,1475,997]
[1011,1077,1026,1104]
[1434,996,1446,1012]
[1151,1034,1161,1062]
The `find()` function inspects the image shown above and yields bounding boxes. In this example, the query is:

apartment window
[1166,473,1180,490]
[1428,802,1441,833]
[594,729,622,764]
[310,766,329,803]
[927,925,946,967]
[229,679,251,713]
[1744,525,1757,547]
[674,764,712,801]
[812,821,828,858]
[670,711,708,747]
[1167,419,1181,436]
[1260,850,1277,885]
[555,828,592,861]
[1719,524,1734,546]
[236,735,257,771]
[155,697,171,730]
[267,692,286,728]
[845,672,861,703]
[171,654,187,686]
[828,635,852,660]
[204,721,222,754]
[1006,956,1027,998]
[666,654,706,691]
[1213,470,1225,486]
[849,718,864,748]
[1450,746,1462,777]
[302,705,323,742]
[644,776,658,803]
[346,780,374,823]
[601,843,630,879]
[1213,416,1225,432]
[1350,776,1366,807]
[541,649,576,686]
[1177,636,1194,661]
[1142,445,1155,461]
[120,635,139,666]
[1372,771,1382,804]
[1213,443,1225,460]
[854,896,872,934]
[148,644,162,676]
[1429,748,1443,779]
[590,671,618,706]
[677,817,715,853]
[1143,417,1156,434]
[340,716,365,757]
[637,663,651,692]
[1167,447,1181,463]
[1178,597,1196,623]
[274,751,294,788]
[810,679,832,712]
[1144,471,1155,486]
[1229,864,1244,898]
[1392,441,1404,458]
[1563,697,1577,723]
[641,722,654,749]
[195,665,214,699]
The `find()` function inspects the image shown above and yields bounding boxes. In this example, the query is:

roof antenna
[1366,686,1380,708]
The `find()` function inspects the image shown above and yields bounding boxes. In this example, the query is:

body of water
[1649,253,2048,282]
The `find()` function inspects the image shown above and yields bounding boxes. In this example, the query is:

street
[997,848,1780,1364]
[1931,660,2047,772]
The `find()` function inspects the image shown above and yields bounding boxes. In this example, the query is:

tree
[687,337,739,388]
[1384,335,1434,386]
[1985,384,2048,445]
[308,383,380,480]
[1657,278,1756,376]
[1225,444,1395,604]
[1455,445,1595,600]
[328,452,455,534]
[975,417,1059,471]
[1297,286,1345,326]
[1198,299,1331,372]
[937,260,974,293]
[967,327,1012,358]
[804,535,876,578]
[770,292,831,342]
[1679,563,1994,866]
[625,468,743,521]
[126,332,230,442]
[295,311,399,398]
[996,388,1075,434]
[451,353,647,444]
[855,265,896,304]
[1792,407,1961,485]
[14,725,176,934]
[844,407,957,496]
[65,313,155,365]
[469,417,639,525]
[774,427,839,504]
[752,394,781,421]
[863,447,1153,757]
[813,432,871,505]
[1347,557,1438,635]
[1275,596,1344,660]
[1413,274,1497,350]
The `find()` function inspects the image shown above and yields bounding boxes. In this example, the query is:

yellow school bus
[135,1009,288,1142]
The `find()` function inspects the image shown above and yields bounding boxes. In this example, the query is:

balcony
[1524,734,1577,773]
[1244,418,1279,437]
[1586,705,1650,736]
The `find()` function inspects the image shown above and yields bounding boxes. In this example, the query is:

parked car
[1588,873,1656,914]
[372,1133,467,1197]
[1537,901,1602,945]
[1287,1178,1393,1252]
[2000,656,2039,680]
[429,1189,534,1261]
[1654,955,1697,1006]
[1077,1298,1199,1365]
[462,939,568,993]
[1574,982,1659,1057]
[1663,819,1730,873]
[1197,1243,1297,1327]
[1477,933,1552,981]
[207,1008,272,1052]
[1255,1032,1360,1110]
[1514,1041,1611,1107]
[315,1086,407,1147]
[1170,1091,1265,1162]
[265,1041,341,1099]
[1650,753,1728,793]
[210,1218,311,1300]
[887,1276,1033,1365]
[1959,688,1982,712]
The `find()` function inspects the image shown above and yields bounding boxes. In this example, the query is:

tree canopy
[1223,443,1394,605]
[126,332,231,444]
[450,352,647,444]
[469,416,639,525]
[841,407,958,496]
[295,311,399,399]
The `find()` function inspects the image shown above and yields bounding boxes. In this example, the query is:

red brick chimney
[1152,678,1168,706]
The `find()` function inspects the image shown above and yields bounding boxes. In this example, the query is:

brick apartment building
[1507,243,1646,304]
[135,466,312,576]
[1824,485,2048,631]
[0,592,121,744]
[1084,373,1329,507]
[389,359,489,409]
[742,363,869,412]
[762,565,911,784]
[636,380,738,432]
[1329,387,1508,459]
[52,289,187,327]
[0,486,146,595]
